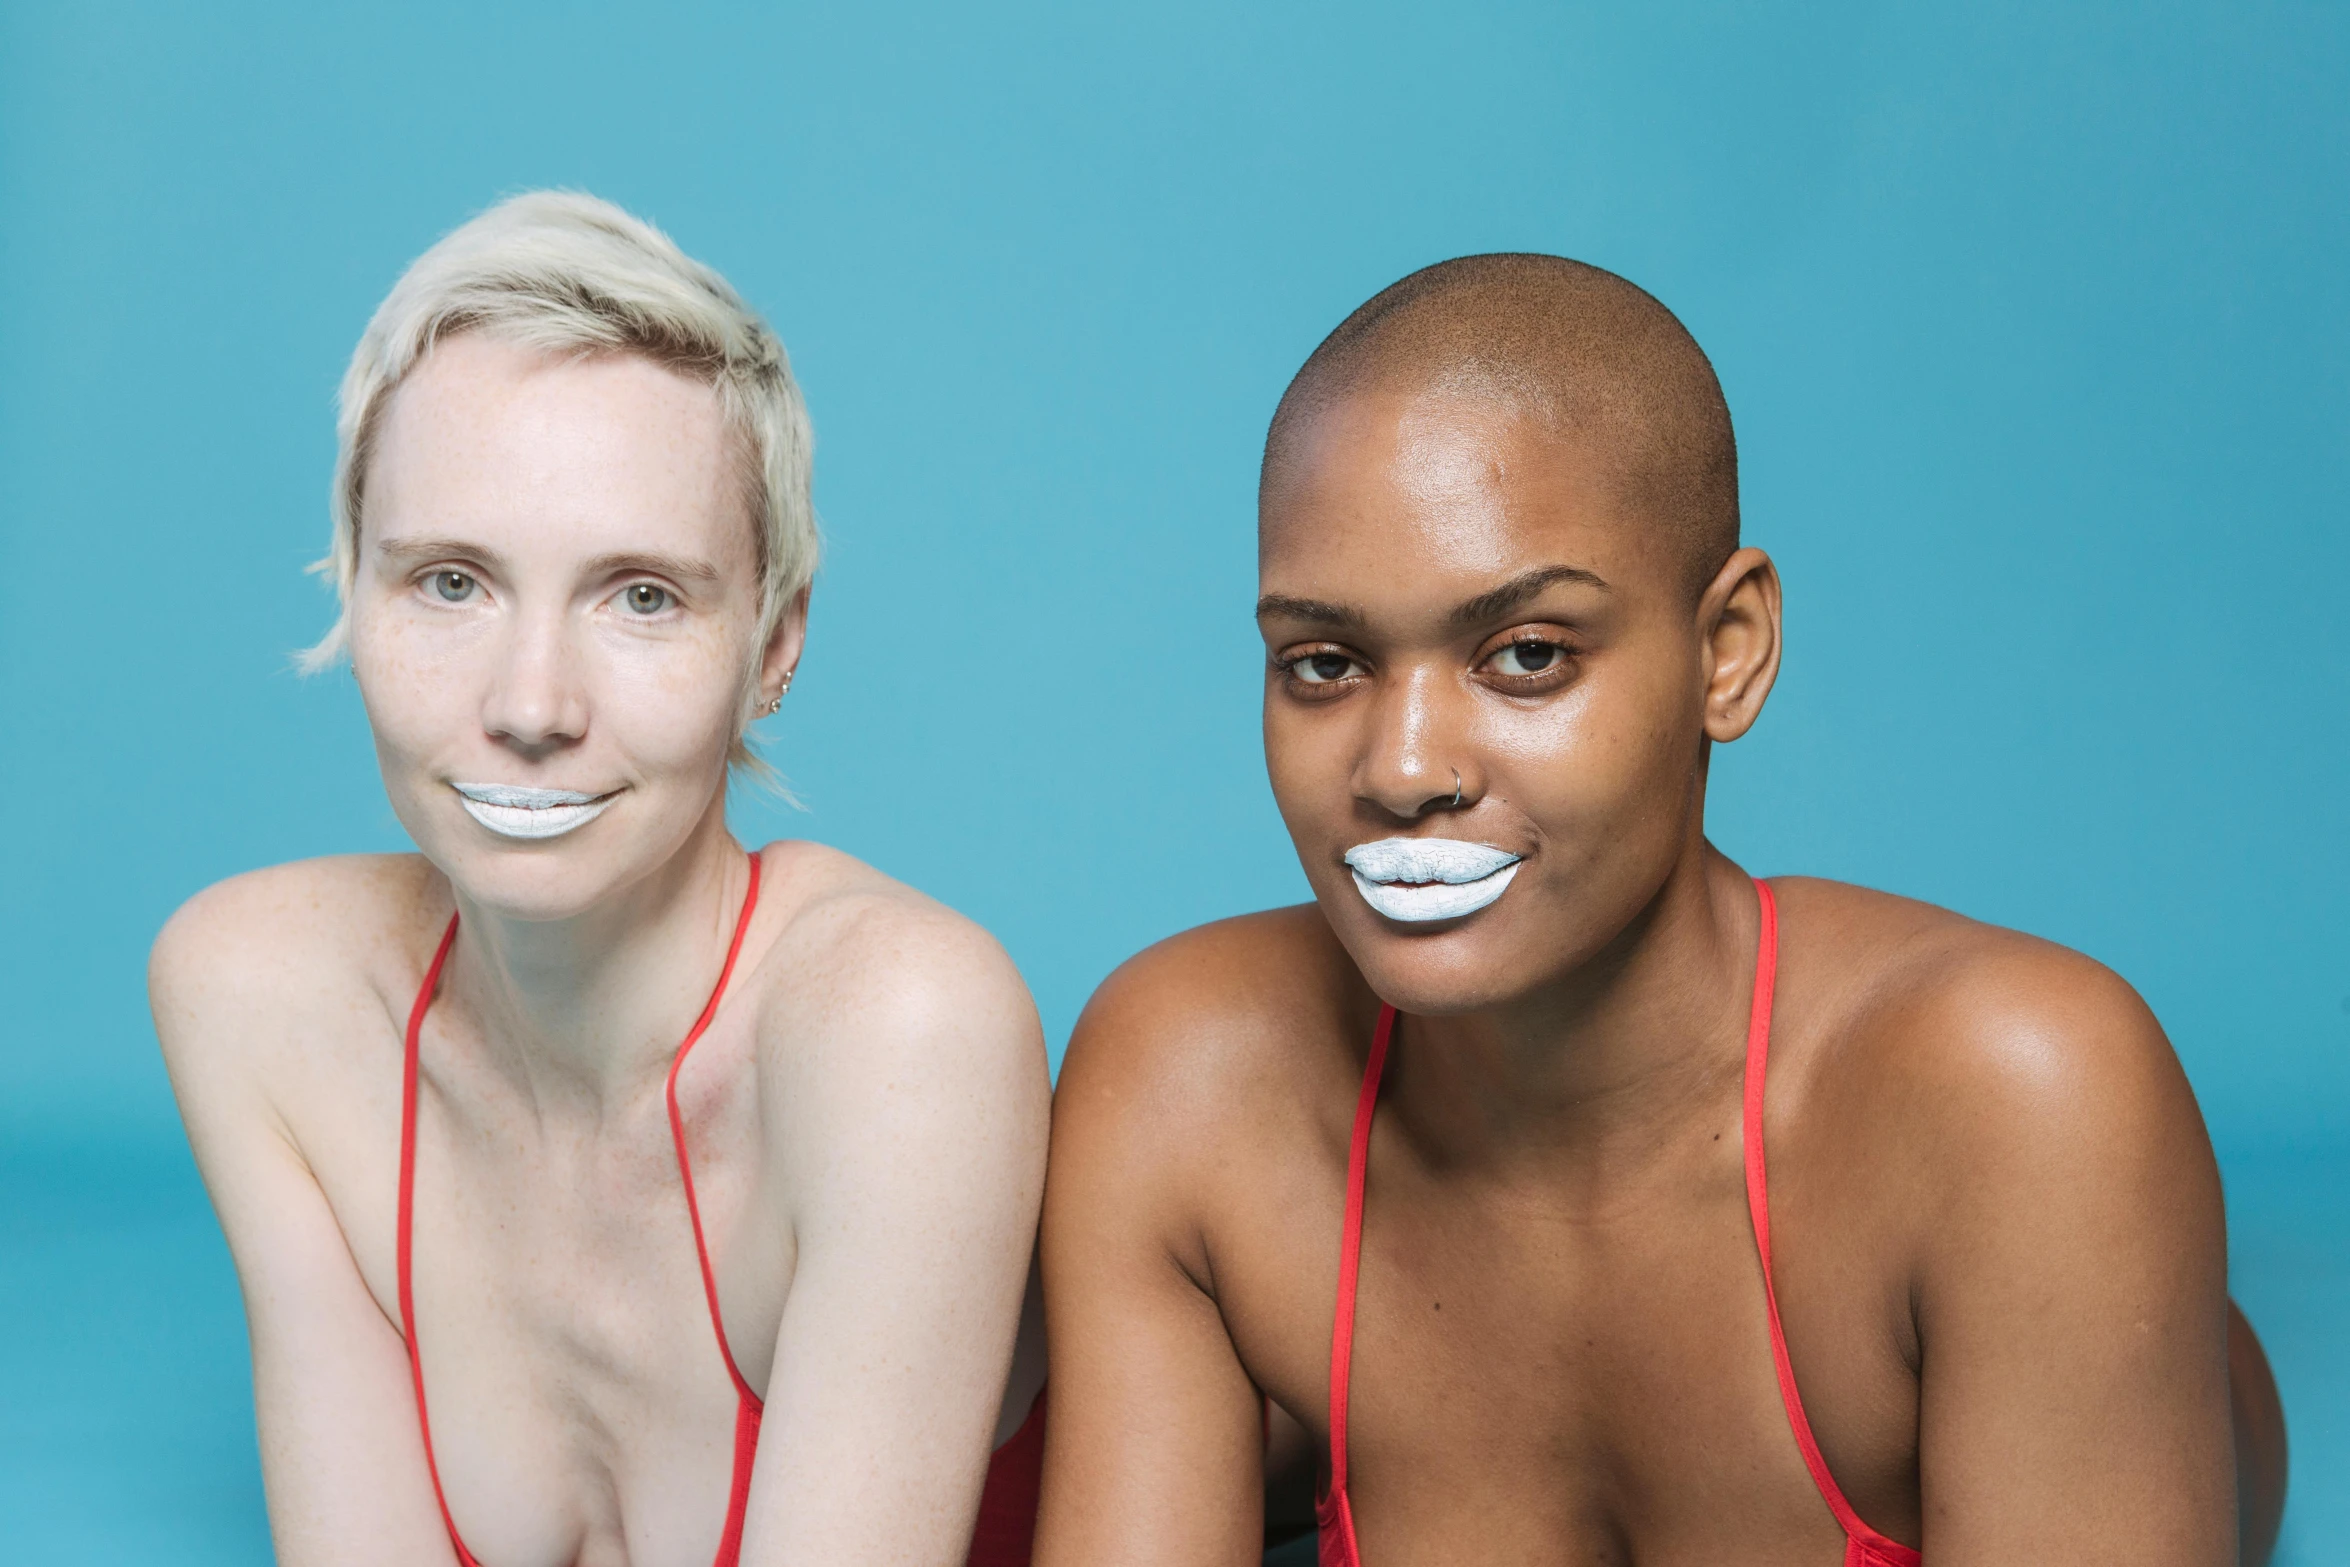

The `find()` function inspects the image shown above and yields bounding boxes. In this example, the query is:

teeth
[1343,837,1525,924]
[450,783,616,841]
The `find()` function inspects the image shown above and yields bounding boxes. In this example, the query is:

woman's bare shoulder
[1768,874,2217,1237]
[150,853,446,1082]
[1054,903,1364,1147]
[743,839,1046,1108]
[1769,873,2183,1098]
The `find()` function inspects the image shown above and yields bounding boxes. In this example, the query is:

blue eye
[432,571,475,603]
[623,583,670,615]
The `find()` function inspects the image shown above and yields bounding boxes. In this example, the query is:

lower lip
[1351,862,1521,923]
[456,796,616,840]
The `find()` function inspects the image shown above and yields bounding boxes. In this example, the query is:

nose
[1354,662,1477,821]
[480,601,588,756]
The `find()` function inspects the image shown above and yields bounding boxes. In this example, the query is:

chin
[431,838,636,922]
[1324,897,1555,1017]
[396,802,673,925]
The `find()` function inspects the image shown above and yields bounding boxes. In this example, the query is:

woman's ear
[1698,547,1782,743]
[758,585,812,704]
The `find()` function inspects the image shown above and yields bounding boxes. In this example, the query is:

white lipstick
[450,782,617,840]
[1343,837,1523,923]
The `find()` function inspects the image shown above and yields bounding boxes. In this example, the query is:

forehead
[366,333,745,557]
[1258,384,1678,609]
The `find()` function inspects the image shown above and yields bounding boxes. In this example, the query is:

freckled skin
[152,333,1051,1567]
[1039,376,2284,1566]
[352,334,770,924]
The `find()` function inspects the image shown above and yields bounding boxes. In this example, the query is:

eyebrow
[577,549,725,584]
[1445,564,1610,629]
[1254,593,1365,629]
[375,535,509,569]
[1255,563,1609,633]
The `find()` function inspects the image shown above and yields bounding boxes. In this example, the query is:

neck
[441,797,751,1115]
[1389,839,1761,1180]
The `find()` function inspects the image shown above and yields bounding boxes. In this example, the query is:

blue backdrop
[2,3,2342,1560]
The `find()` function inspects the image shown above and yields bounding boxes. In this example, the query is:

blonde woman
[153,193,1050,1567]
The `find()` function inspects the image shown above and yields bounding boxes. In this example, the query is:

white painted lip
[450,782,619,840]
[1343,837,1524,923]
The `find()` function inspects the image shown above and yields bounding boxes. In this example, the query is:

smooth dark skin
[1039,361,2286,1563]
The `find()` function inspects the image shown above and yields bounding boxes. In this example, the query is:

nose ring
[1452,769,1463,809]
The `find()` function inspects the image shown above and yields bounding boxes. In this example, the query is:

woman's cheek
[601,632,744,768]
[351,614,497,801]
[352,623,429,758]
[1262,711,1341,835]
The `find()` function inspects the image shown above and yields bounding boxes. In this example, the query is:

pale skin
[1039,382,2260,1564]
[153,334,1050,1567]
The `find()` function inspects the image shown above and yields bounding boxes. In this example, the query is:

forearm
[226,1196,461,1567]
[738,1246,1030,1567]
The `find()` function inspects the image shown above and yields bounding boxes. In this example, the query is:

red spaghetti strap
[1315,1003,1393,1567]
[713,1393,760,1567]
[397,913,477,1567]
[1741,880,1920,1567]
[1326,1003,1392,1498]
[1315,888,1913,1567]
[400,849,771,1567]
[664,848,766,1404]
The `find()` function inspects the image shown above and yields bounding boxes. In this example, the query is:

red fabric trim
[665,849,767,1407]
[1742,881,1921,1567]
[398,849,767,1567]
[1316,883,1920,1565]
[965,1388,1047,1567]
[397,913,473,1566]
[1314,1003,1392,1567]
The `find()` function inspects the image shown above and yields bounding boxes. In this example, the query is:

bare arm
[1033,974,1268,1567]
[737,898,1050,1567]
[1908,955,2233,1563]
[151,875,460,1567]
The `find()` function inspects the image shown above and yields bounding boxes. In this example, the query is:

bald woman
[1038,256,2288,1567]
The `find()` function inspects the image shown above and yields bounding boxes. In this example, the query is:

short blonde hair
[303,190,817,771]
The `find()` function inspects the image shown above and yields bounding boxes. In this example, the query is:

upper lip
[1343,837,1523,884]
[449,782,617,808]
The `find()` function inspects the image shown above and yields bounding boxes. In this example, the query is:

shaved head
[1263,254,1738,596]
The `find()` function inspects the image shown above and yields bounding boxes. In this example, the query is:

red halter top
[1314,880,1922,1567]
[397,849,1046,1567]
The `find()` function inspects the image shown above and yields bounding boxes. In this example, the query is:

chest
[314,1023,793,1566]
[1223,1133,1921,1564]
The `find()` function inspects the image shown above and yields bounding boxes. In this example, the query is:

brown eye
[432,570,475,603]
[622,583,670,615]
[1489,640,1563,676]
[1292,652,1360,685]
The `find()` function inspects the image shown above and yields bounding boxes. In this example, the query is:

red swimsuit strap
[1324,1003,1394,1503]
[397,849,767,1567]
[397,911,473,1565]
[1741,880,1919,1566]
[664,849,767,1566]
[665,847,766,1406]
[1323,882,1916,1567]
